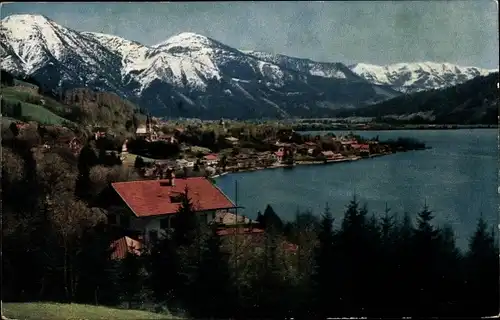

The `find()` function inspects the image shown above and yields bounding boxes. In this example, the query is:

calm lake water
[215,129,499,250]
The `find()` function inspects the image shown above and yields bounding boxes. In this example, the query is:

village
[122,116,393,177]
[5,114,415,263]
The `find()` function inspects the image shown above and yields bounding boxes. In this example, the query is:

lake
[215,129,499,250]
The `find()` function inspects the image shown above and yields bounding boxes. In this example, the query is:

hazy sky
[2,1,498,69]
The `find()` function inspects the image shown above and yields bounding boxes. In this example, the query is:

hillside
[1,70,145,134]
[1,14,495,119]
[336,72,499,124]
[2,302,176,320]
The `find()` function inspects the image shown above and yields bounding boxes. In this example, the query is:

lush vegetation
[336,72,499,125]
[1,69,145,136]
[2,124,498,319]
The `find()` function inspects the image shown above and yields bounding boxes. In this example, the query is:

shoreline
[211,151,405,178]
[293,125,498,132]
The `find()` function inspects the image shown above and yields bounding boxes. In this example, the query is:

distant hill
[1,69,146,135]
[336,72,499,125]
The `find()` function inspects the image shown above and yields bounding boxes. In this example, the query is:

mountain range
[1,14,497,119]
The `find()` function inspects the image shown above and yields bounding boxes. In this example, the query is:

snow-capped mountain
[0,14,493,119]
[349,62,497,94]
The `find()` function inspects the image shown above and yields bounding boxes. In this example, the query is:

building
[351,144,370,157]
[225,136,239,146]
[176,158,195,168]
[136,114,158,141]
[110,236,143,260]
[158,133,177,144]
[203,153,219,166]
[109,177,240,243]
[274,145,295,164]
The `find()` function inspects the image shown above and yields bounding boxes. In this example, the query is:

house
[94,131,106,140]
[225,136,239,145]
[351,144,370,156]
[321,150,335,159]
[214,210,259,226]
[135,125,148,136]
[110,236,143,260]
[273,145,295,164]
[158,133,177,144]
[110,177,240,243]
[176,158,195,168]
[203,153,219,166]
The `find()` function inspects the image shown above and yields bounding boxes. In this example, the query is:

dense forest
[336,72,499,125]
[2,123,498,319]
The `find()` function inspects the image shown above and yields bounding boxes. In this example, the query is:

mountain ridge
[1,13,496,119]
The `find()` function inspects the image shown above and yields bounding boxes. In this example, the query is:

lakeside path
[210,152,399,178]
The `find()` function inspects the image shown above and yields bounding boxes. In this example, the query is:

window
[160,218,169,229]
[170,215,178,229]
[108,214,117,225]
[120,215,130,229]
[149,230,158,243]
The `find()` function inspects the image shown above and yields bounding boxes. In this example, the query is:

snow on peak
[2,13,52,25]
[350,61,496,93]
[153,32,219,50]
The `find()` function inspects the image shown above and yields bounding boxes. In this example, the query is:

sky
[1,1,498,69]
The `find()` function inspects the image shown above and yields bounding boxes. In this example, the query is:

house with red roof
[203,153,219,166]
[110,236,143,260]
[110,176,239,243]
[351,144,371,157]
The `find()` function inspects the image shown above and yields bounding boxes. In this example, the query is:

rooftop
[110,236,142,260]
[111,177,236,217]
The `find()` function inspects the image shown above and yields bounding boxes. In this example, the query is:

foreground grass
[2,302,175,320]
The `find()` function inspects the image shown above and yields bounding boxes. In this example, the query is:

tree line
[1,125,498,318]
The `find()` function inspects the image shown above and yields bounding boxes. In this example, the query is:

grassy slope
[1,86,74,125]
[2,302,176,320]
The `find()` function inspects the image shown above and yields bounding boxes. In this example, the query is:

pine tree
[311,203,335,318]
[115,252,150,309]
[172,187,201,310]
[464,215,499,316]
[434,224,463,316]
[411,204,441,316]
[190,223,236,318]
[262,204,284,232]
[147,230,180,305]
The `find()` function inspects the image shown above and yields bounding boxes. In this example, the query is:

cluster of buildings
[135,114,179,144]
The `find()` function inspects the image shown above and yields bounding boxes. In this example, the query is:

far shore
[210,151,411,178]
[293,124,498,132]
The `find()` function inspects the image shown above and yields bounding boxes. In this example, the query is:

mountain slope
[1,14,494,119]
[349,62,496,94]
[337,72,499,124]
[0,14,398,119]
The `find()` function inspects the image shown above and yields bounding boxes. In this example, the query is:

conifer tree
[311,203,335,318]
[116,252,150,309]
[411,204,441,316]
[464,215,499,316]
[190,223,236,318]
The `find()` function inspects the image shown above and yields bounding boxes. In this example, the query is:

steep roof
[110,236,142,260]
[204,154,219,161]
[111,177,236,217]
